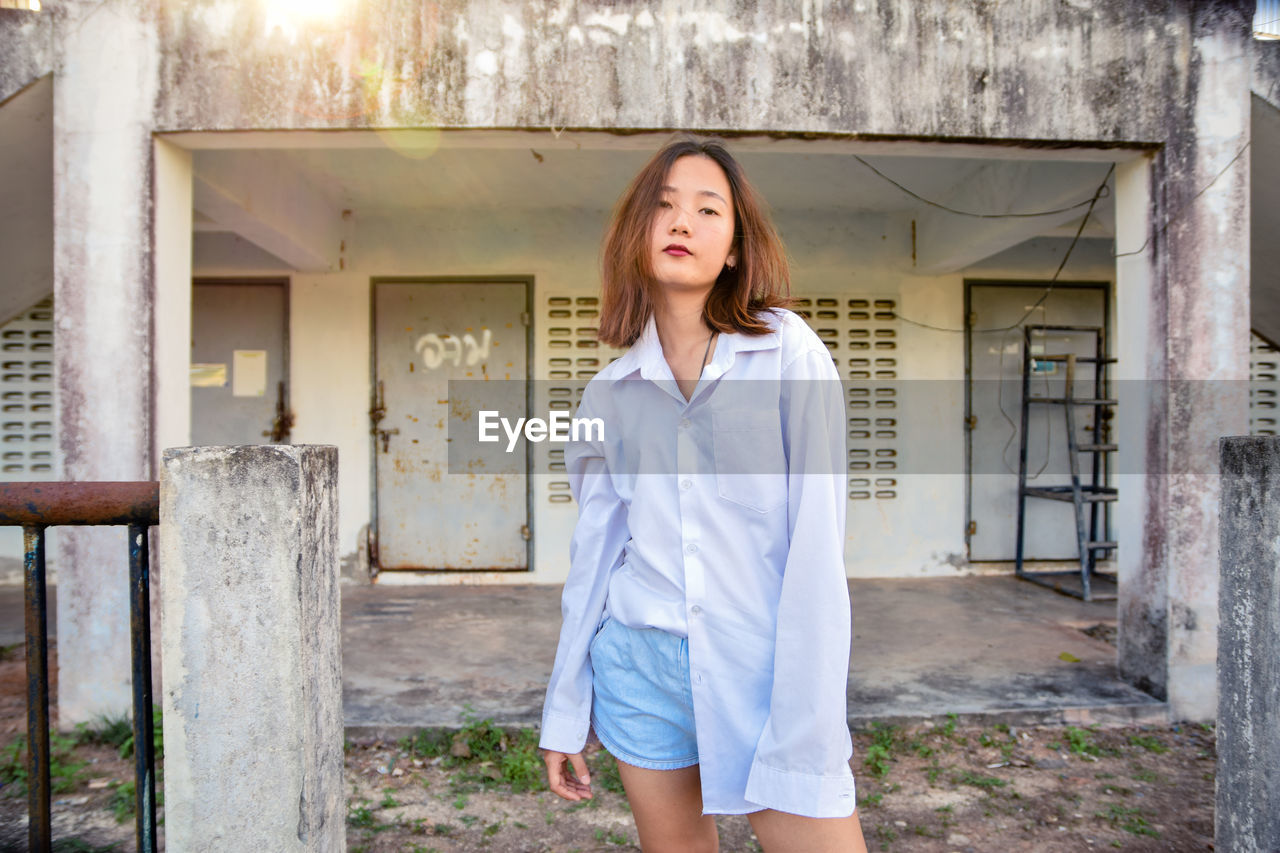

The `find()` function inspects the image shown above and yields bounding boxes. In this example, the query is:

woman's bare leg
[747,807,868,853]
[616,760,719,853]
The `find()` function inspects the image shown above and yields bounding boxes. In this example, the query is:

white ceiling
[193,143,1112,219]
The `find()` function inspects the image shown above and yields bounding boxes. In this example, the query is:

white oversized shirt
[539,307,857,818]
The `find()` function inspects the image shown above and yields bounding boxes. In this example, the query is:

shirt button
[680,479,692,491]
[679,418,691,429]
[690,605,702,615]
[694,673,703,685]
[685,543,698,554]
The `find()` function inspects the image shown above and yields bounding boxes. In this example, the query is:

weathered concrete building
[0,0,1276,724]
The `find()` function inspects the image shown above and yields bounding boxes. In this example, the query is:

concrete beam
[912,161,1113,274]
[193,151,342,272]
[160,445,343,852]
[1217,436,1280,852]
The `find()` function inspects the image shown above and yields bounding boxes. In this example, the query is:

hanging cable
[852,155,1110,219]
[893,163,1116,334]
[1112,141,1251,258]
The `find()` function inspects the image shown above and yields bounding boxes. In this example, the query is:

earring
[726,258,737,269]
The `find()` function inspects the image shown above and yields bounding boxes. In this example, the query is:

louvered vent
[0,298,58,479]
[793,295,900,500]
[543,295,624,503]
[1251,333,1280,435]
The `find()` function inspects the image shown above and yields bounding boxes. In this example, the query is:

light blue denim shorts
[589,617,700,770]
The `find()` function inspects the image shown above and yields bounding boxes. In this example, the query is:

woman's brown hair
[597,135,792,348]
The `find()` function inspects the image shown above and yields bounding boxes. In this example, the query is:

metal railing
[0,482,159,853]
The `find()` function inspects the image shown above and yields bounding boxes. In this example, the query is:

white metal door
[373,281,529,570]
[968,283,1108,561]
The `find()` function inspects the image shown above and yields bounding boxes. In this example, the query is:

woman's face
[649,154,737,296]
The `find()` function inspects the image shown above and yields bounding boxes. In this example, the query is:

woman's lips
[663,244,691,256]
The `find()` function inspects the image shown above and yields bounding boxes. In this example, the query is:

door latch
[378,428,400,453]
[370,380,399,452]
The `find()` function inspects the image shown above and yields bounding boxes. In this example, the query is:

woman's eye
[657,200,673,209]
[701,208,720,216]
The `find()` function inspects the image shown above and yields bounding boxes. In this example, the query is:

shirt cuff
[744,757,858,818]
[538,710,591,754]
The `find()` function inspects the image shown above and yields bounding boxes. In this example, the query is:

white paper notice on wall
[232,350,268,397]
[190,364,227,388]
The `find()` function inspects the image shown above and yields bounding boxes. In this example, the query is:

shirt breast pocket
[712,409,787,513]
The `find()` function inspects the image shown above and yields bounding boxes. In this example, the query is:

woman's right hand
[543,749,593,801]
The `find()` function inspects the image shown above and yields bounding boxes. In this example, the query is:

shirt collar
[611,310,782,383]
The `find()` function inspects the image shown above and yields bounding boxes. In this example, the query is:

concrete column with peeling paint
[1116,5,1253,722]
[52,1,160,725]
[1217,436,1280,852]
[159,445,343,852]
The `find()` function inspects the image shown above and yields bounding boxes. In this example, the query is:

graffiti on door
[414,329,493,369]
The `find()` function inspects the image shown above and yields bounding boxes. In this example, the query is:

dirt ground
[0,644,1215,852]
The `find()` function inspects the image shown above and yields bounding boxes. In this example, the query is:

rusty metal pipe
[0,482,159,527]
[23,524,51,853]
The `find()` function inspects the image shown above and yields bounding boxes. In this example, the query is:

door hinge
[520,524,531,541]
[520,311,531,327]
[965,415,978,430]
[968,312,978,329]
[967,520,977,536]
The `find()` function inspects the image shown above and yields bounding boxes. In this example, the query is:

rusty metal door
[373,281,529,570]
[967,282,1108,561]
[191,280,290,446]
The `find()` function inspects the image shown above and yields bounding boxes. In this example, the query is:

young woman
[539,136,868,853]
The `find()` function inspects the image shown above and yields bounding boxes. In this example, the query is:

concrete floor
[0,575,1166,734]
[342,575,1166,735]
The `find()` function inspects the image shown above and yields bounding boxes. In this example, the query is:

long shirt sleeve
[539,389,630,754]
[743,347,857,817]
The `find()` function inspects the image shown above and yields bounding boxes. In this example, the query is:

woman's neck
[653,290,712,355]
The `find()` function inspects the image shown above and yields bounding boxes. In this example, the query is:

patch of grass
[74,708,163,762]
[863,743,892,779]
[1131,767,1160,783]
[459,815,479,827]
[925,761,944,785]
[1128,734,1168,754]
[862,722,900,778]
[935,804,953,813]
[380,788,399,808]
[0,731,90,795]
[452,793,468,810]
[348,801,375,828]
[432,822,456,836]
[953,770,1007,789]
[588,750,627,794]
[1064,725,1117,758]
[399,728,453,759]
[940,713,958,738]
[1097,803,1160,837]
[109,781,135,824]
[859,790,883,808]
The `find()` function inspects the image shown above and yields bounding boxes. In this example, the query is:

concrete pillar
[53,1,159,725]
[159,445,343,852]
[1217,436,1280,852]
[1115,6,1252,721]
